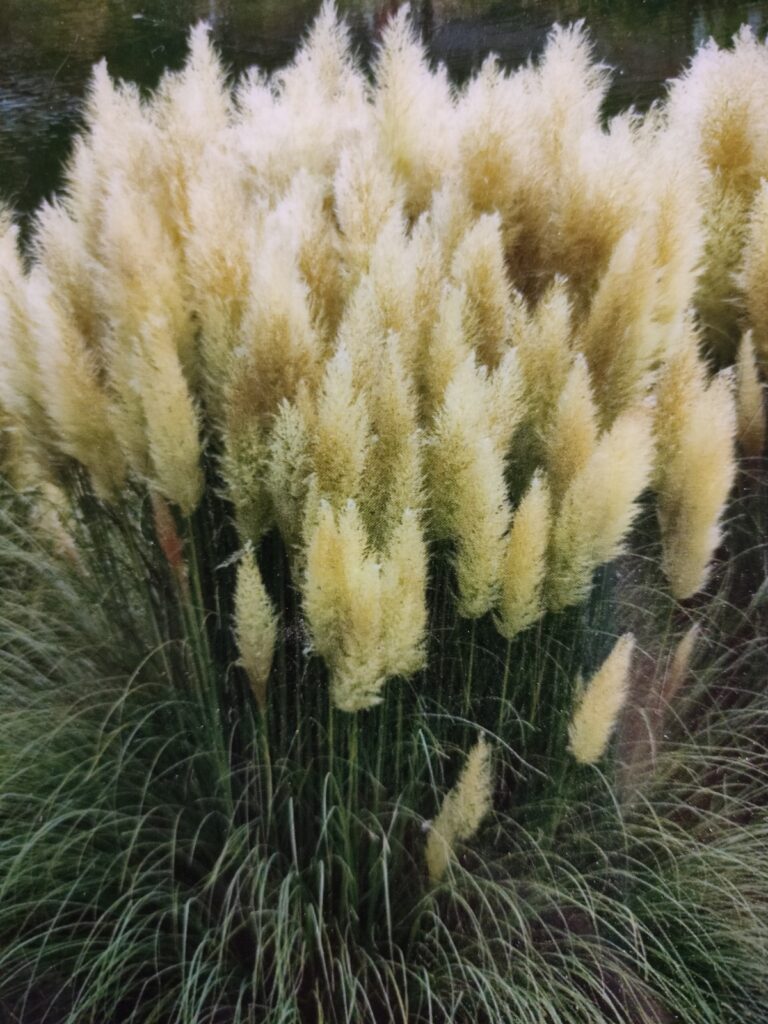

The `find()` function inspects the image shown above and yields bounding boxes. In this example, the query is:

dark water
[1,0,768,217]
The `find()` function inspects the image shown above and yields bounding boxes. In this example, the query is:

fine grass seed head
[548,409,654,612]
[235,547,278,713]
[735,330,766,457]
[426,735,493,883]
[496,471,551,639]
[568,634,635,765]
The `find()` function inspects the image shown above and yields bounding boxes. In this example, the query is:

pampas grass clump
[0,7,767,1023]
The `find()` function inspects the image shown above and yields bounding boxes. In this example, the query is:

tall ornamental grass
[0,7,767,1022]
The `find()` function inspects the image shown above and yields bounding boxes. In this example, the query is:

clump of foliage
[0,7,767,1022]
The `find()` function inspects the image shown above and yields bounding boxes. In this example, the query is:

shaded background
[1,0,768,219]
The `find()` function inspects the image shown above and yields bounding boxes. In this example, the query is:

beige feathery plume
[695,180,750,360]
[364,213,424,374]
[660,622,700,712]
[515,279,573,437]
[409,214,447,357]
[530,30,634,296]
[264,400,312,555]
[235,228,321,426]
[496,472,551,639]
[743,181,768,363]
[0,405,21,483]
[568,634,635,765]
[286,173,348,343]
[222,412,271,546]
[334,276,388,389]
[455,54,530,236]
[657,368,736,600]
[451,213,513,369]
[545,355,599,505]
[334,141,405,279]
[32,200,105,370]
[548,408,654,611]
[426,736,493,883]
[95,170,192,373]
[234,3,369,201]
[152,21,232,245]
[137,322,203,516]
[421,285,473,417]
[379,508,428,679]
[255,173,346,350]
[303,500,385,712]
[87,167,193,480]
[652,322,706,476]
[31,481,80,567]
[373,6,456,213]
[360,338,423,550]
[429,183,474,270]
[0,214,47,439]
[452,432,510,619]
[26,270,126,499]
[184,144,257,418]
[576,229,658,425]
[486,346,525,456]
[643,147,703,330]
[303,500,428,712]
[312,344,370,508]
[235,548,278,713]
[736,331,765,456]
[426,354,511,618]
[665,27,768,197]
[65,62,156,265]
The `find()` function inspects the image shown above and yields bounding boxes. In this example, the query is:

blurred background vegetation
[2,0,768,221]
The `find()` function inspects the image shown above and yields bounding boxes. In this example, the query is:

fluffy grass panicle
[568,633,635,765]
[736,330,766,457]
[548,409,654,611]
[425,735,493,882]
[234,547,278,712]
[496,471,551,639]
[655,338,737,599]
[742,179,768,364]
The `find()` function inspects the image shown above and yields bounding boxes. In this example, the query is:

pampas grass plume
[568,633,635,765]
[235,547,278,713]
[515,279,573,436]
[374,6,455,213]
[303,499,386,712]
[548,409,654,611]
[27,270,126,499]
[660,622,700,711]
[426,735,493,882]
[545,354,599,504]
[742,180,768,364]
[0,213,46,443]
[736,330,765,456]
[657,367,736,600]
[312,344,370,508]
[427,354,511,618]
[496,472,551,639]
[138,327,203,516]
[360,338,423,549]
[264,399,312,555]
[451,213,512,369]
[380,507,428,678]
